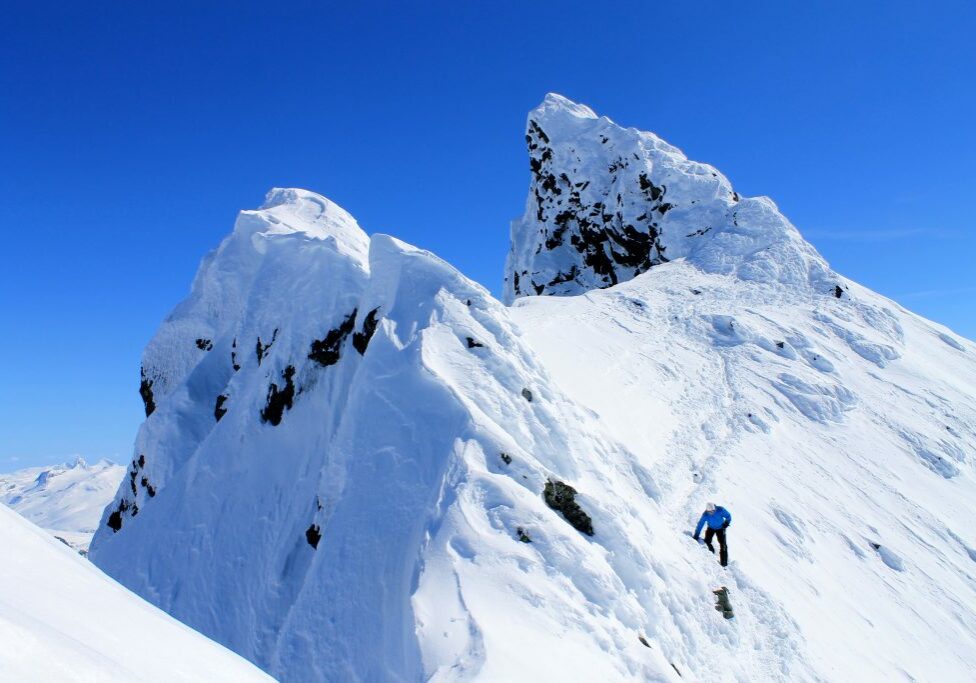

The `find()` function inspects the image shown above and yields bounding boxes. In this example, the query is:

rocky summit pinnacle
[503,94,830,303]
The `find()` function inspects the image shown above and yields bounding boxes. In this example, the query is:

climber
[693,502,732,567]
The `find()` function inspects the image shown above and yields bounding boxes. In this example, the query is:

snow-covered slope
[511,263,976,680]
[0,503,273,682]
[0,458,124,553]
[89,96,976,682]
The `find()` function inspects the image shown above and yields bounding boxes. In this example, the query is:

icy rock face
[504,93,831,302]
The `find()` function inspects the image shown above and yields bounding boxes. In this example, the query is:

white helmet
[705,502,716,513]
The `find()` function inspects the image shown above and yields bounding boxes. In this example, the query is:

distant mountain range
[1,457,124,553]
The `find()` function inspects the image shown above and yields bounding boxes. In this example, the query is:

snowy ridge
[0,458,124,553]
[89,96,976,681]
[0,504,272,682]
[504,93,832,303]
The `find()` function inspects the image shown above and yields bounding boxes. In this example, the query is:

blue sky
[2,1,974,469]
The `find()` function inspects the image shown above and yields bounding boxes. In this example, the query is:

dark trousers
[704,527,728,567]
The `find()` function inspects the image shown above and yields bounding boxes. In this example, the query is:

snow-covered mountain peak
[505,96,832,302]
[233,187,370,264]
[138,188,370,413]
[533,92,599,124]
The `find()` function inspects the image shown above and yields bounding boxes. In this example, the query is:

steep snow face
[504,93,831,302]
[0,504,272,682]
[0,458,124,553]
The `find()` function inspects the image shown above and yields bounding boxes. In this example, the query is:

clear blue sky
[2,1,974,469]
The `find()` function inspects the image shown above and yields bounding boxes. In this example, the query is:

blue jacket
[694,506,731,538]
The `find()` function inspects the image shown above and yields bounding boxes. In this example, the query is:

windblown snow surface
[90,96,976,682]
[1,457,123,553]
[0,504,272,682]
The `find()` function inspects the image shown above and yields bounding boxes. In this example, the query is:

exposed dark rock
[500,452,512,465]
[671,663,683,677]
[466,337,484,349]
[516,527,532,543]
[309,310,357,366]
[107,498,131,533]
[691,289,702,295]
[528,119,550,144]
[548,265,579,287]
[195,338,213,351]
[543,480,594,536]
[638,174,664,202]
[638,635,651,648]
[232,338,240,371]
[214,394,228,422]
[521,388,533,402]
[306,524,322,549]
[833,285,844,299]
[776,341,785,349]
[137,454,145,468]
[713,587,734,619]
[352,307,380,355]
[139,367,156,417]
[256,329,279,365]
[261,365,296,426]
[146,484,156,497]
[128,469,137,495]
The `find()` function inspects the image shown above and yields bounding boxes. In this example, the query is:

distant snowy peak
[504,93,833,302]
[0,458,124,553]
